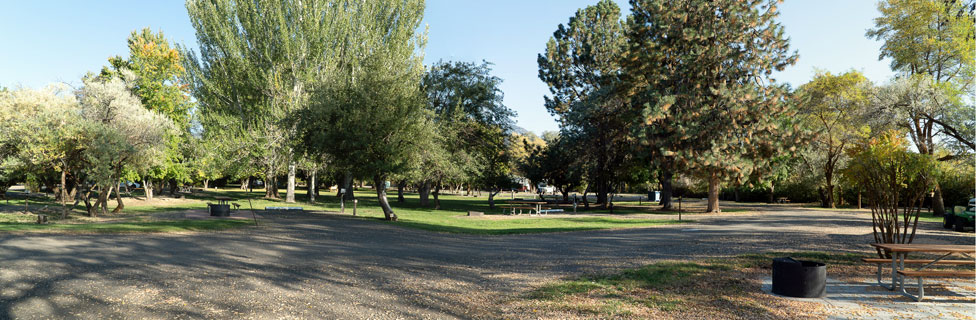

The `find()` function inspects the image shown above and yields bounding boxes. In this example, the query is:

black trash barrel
[209,204,231,217]
[772,257,826,298]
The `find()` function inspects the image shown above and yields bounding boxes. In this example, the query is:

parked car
[943,198,975,232]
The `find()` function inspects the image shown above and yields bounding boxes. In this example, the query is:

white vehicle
[537,183,555,194]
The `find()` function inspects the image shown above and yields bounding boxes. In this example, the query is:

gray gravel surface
[1,206,972,319]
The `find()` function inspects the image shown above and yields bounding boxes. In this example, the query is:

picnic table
[213,196,233,206]
[869,243,975,301]
[504,200,548,215]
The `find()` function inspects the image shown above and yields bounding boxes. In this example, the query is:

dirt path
[0,206,971,319]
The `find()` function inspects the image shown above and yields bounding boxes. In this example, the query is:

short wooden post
[678,195,682,221]
[352,199,358,216]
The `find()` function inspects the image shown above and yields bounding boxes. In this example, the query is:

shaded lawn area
[514,252,865,319]
[0,188,689,234]
[0,216,250,233]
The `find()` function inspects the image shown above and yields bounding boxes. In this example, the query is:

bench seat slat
[862,258,973,265]
[896,270,976,277]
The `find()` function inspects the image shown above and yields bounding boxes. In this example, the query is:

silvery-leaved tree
[78,74,174,216]
[623,0,800,213]
[867,0,975,216]
[102,28,194,200]
[0,85,86,218]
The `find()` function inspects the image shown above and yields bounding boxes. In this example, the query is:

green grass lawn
[0,187,689,234]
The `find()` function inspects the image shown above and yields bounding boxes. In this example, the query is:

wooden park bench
[868,243,975,301]
[861,258,972,290]
[897,269,976,301]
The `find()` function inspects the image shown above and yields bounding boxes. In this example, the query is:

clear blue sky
[0,0,892,134]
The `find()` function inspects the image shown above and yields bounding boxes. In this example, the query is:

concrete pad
[762,277,975,319]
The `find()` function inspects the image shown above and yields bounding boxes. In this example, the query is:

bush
[938,160,975,208]
[842,131,937,256]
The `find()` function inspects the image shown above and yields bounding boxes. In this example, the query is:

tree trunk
[241,178,249,190]
[143,179,153,201]
[931,183,946,216]
[265,166,277,199]
[595,181,608,207]
[286,162,296,203]
[706,172,721,213]
[342,172,355,200]
[488,189,500,209]
[817,187,827,208]
[99,185,113,216]
[203,180,209,190]
[419,180,430,207]
[826,184,835,208]
[308,169,317,203]
[375,175,396,221]
[582,186,590,209]
[658,169,673,210]
[60,168,68,219]
[768,182,775,203]
[397,180,406,203]
[733,187,741,202]
[561,189,570,203]
[112,183,124,213]
[433,182,441,210]
[83,184,95,217]
[168,179,178,196]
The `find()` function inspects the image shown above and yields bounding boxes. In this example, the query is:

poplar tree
[182,0,341,201]
[624,0,799,212]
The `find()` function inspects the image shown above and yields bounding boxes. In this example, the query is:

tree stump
[36,214,48,224]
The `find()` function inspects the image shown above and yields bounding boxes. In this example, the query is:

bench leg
[899,276,924,302]
[876,264,894,290]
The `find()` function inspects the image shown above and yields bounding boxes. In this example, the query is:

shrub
[842,131,937,258]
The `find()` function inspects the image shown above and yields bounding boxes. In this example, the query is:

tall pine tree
[624,0,799,212]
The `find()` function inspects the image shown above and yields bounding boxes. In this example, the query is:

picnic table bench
[503,201,549,215]
[867,243,975,301]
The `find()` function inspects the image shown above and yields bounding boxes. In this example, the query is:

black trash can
[209,204,231,217]
[772,257,826,298]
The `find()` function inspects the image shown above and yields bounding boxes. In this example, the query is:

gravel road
[1,205,971,319]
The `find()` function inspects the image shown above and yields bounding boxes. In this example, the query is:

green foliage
[538,0,633,204]
[103,28,191,130]
[842,131,937,247]
[521,132,586,199]
[867,0,975,156]
[867,0,975,86]
[796,70,873,207]
[421,60,516,192]
[934,157,976,206]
